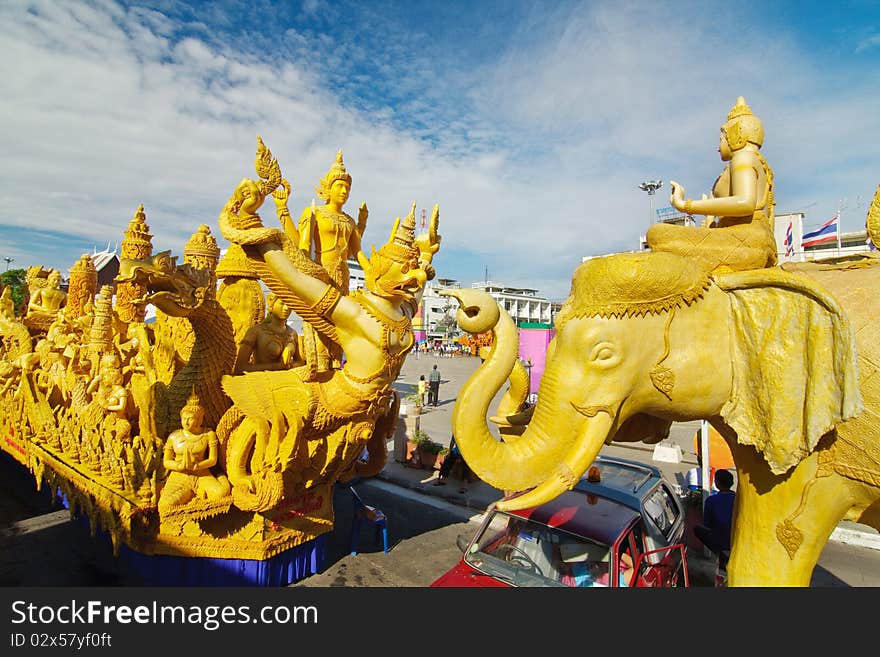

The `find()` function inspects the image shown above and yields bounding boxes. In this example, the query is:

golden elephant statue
[444,250,880,587]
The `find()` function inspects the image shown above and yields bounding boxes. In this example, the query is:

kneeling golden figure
[158,395,231,512]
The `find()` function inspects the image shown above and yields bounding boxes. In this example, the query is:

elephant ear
[715,268,863,474]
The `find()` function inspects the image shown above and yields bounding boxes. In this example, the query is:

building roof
[90,249,119,272]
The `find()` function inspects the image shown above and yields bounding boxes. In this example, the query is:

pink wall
[518,327,556,397]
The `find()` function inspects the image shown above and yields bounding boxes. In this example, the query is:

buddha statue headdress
[721,96,764,150]
[375,206,420,269]
[315,150,353,201]
[182,391,203,418]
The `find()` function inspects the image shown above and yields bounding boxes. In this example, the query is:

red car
[431,456,689,587]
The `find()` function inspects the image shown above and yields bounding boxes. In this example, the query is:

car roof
[509,489,641,546]
[573,455,665,510]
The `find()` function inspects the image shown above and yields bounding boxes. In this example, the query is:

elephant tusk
[496,465,577,511]
[496,411,615,511]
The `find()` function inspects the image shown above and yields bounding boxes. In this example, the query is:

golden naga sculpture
[217,137,440,514]
[0,137,438,569]
[646,96,777,273]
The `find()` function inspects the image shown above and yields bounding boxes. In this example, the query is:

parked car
[431,455,690,587]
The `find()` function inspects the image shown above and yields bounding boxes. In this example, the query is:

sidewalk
[381,352,880,552]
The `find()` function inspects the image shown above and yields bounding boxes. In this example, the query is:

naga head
[358,203,429,305]
[116,250,214,317]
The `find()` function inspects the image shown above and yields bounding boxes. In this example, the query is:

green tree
[1,268,28,316]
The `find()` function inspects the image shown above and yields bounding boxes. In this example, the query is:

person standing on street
[694,468,736,563]
[428,364,441,406]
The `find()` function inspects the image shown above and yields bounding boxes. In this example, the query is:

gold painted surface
[0,137,439,564]
[449,247,880,586]
[294,151,369,376]
[646,96,777,273]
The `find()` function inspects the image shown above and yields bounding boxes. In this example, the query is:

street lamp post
[3,257,13,271]
[639,180,663,225]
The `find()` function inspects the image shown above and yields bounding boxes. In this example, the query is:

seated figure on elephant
[646,96,777,274]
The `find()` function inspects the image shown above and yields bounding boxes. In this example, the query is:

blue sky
[1,0,878,300]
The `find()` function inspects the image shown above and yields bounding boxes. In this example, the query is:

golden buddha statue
[290,150,369,373]
[158,393,231,511]
[26,269,67,321]
[645,96,777,273]
[233,292,303,373]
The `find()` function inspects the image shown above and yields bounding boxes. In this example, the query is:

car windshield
[463,510,614,587]
[591,460,654,493]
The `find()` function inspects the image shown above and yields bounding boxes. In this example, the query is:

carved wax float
[0,137,441,584]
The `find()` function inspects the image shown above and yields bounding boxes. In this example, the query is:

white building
[420,277,463,342]
[470,281,553,327]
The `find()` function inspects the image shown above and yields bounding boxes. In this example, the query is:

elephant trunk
[445,289,614,509]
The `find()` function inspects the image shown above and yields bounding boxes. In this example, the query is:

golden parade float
[446,97,880,586]
[0,138,440,585]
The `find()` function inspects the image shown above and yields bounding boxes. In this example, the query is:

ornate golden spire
[377,204,419,265]
[216,243,258,279]
[121,203,153,259]
[66,254,97,321]
[727,96,754,121]
[315,149,353,201]
[184,224,220,265]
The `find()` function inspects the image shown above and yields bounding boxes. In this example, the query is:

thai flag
[784,221,793,256]
[801,215,839,248]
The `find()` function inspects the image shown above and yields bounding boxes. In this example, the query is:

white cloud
[0,0,878,303]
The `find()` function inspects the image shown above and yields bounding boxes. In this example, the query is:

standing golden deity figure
[646,96,777,273]
[218,137,440,512]
[290,150,369,374]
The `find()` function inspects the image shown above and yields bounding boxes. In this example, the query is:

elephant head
[447,251,863,520]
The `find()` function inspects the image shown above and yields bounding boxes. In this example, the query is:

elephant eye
[590,343,616,362]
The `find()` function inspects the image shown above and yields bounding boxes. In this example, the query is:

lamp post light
[639,180,663,225]
[3,257,13,271]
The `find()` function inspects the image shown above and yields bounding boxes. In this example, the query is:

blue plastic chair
[349,486,389,555]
